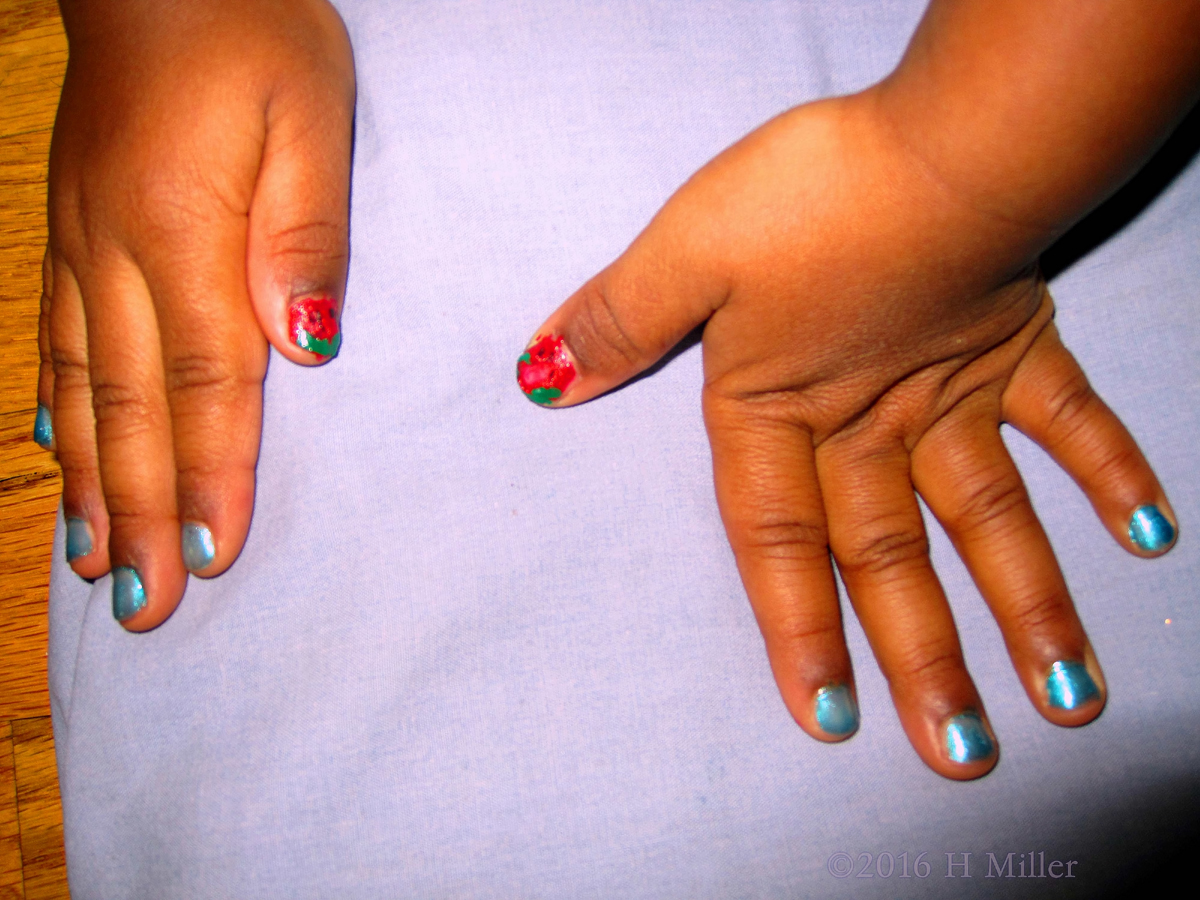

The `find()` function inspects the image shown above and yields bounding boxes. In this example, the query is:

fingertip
[179,516,245,579]
[516,332,579,406]
[938,710,1000,780]
[65,515,94,563]
[285,294,343,363]
[181,521,218,574]
[112,558,188,632]
[1038,650,1106,727]
[775,668,861,744]
[245,290,344,369]
[515,245,713,407]
[1125,502,1177,556]
[175,444,257,580]
[64,509,111,580]
[105,521,188,632]
[33,404,54,450]
[812,683,860,742]
[112,566,149,624]
[260,293,344,366]
[894,692,999,780]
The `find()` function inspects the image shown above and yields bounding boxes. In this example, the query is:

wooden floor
[0,0,72,896]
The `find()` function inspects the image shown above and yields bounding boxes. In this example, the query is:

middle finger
[78,246,187,629]
[818,433,999,779]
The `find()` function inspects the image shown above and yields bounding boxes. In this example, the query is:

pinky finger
[1003,323,1177,557]
[34,247,55,450]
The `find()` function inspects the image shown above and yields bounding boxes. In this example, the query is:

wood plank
[0,3,69,893]
[0,0,65,721]
[11,719,65,900]
[0,475,57,721]
[0,0,60,43]
[0,722,24,900]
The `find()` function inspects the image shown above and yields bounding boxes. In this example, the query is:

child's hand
[37,0,354,630]
[520,0,1198,779]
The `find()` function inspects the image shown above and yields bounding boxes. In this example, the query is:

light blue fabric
[49,2,1199,896]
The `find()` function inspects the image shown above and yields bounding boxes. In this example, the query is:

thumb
[247,31,355,365]
[517,188,727,406]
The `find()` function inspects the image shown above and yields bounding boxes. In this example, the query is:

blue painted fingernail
[1046,660,1100,710]
[1128,505,1175,552]
[112,567,146,622]
[181,522,216,572]
[815,684,859,737]
[65,517,93,562]
[945,712,995,764]
[33,404,53,448]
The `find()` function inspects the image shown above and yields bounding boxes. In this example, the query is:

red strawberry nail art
[516,334,575,405]
[289,296,342,357]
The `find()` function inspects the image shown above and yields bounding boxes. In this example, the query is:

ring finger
[912,392,1104,728]
[48,254,111,578]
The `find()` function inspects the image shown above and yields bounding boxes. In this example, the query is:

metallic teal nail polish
[33,404,53,448]
[65,517,93,562]
[815,684,859,736]
[945,712,995,764]
[1046,660,1100,710]
[1128,505,1175,552]
[181,522,215,572]
[112,567,146,622]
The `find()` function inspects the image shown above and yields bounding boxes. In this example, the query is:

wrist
[868,0,1200,268]
[840,87,1047,290]
[862,81,1059,272]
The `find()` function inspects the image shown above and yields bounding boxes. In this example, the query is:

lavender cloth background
[47,1,1199,896]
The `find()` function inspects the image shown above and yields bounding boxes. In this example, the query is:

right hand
[520,92,1178,779]
[519,0,1198,779]
[37,0,355,629]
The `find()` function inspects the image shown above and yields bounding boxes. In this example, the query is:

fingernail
[516,334,576,406]
[1128,505,1175,552]
[1046,660,1100,710]
[815,684,859,737]
[288,295,342,357]
[33,404,53,448]
[181,522,216,572]
[945,712,995,764]
[112,567,147,622]
[65,517,94,562]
